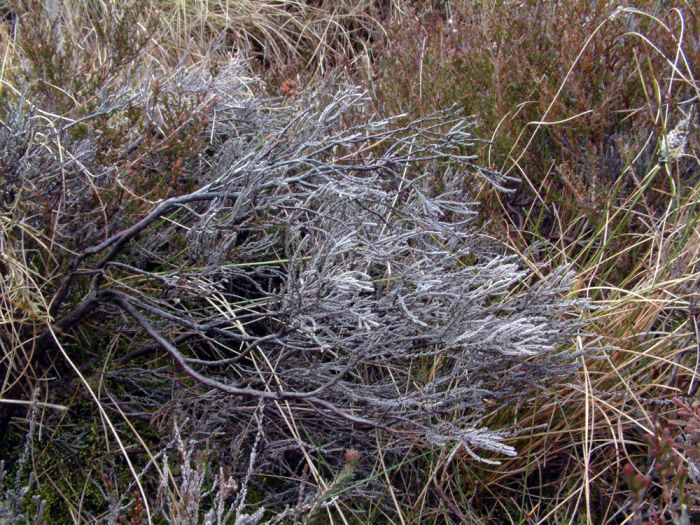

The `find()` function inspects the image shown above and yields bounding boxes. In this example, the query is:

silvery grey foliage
[1,55,581,515]
[153,419,289,525]
[0,463,45,525]
[0,395,45,525]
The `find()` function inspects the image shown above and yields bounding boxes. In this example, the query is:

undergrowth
[1,1,699,524]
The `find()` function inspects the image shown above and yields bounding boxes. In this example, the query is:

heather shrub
[0,3,584,521]
[371,1,699,266]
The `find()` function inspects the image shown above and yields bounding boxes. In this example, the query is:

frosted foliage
[1,57,582,511]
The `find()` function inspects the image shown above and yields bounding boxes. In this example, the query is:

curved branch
[49,190,242,317]
[114,296,379,428]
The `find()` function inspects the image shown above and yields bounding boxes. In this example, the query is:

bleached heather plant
[0,394,45,525]
[1,47,582,514]
[0,462,46,525]
[152,417,296,525]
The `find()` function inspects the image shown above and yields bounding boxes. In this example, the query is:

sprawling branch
[115,296,379,428]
